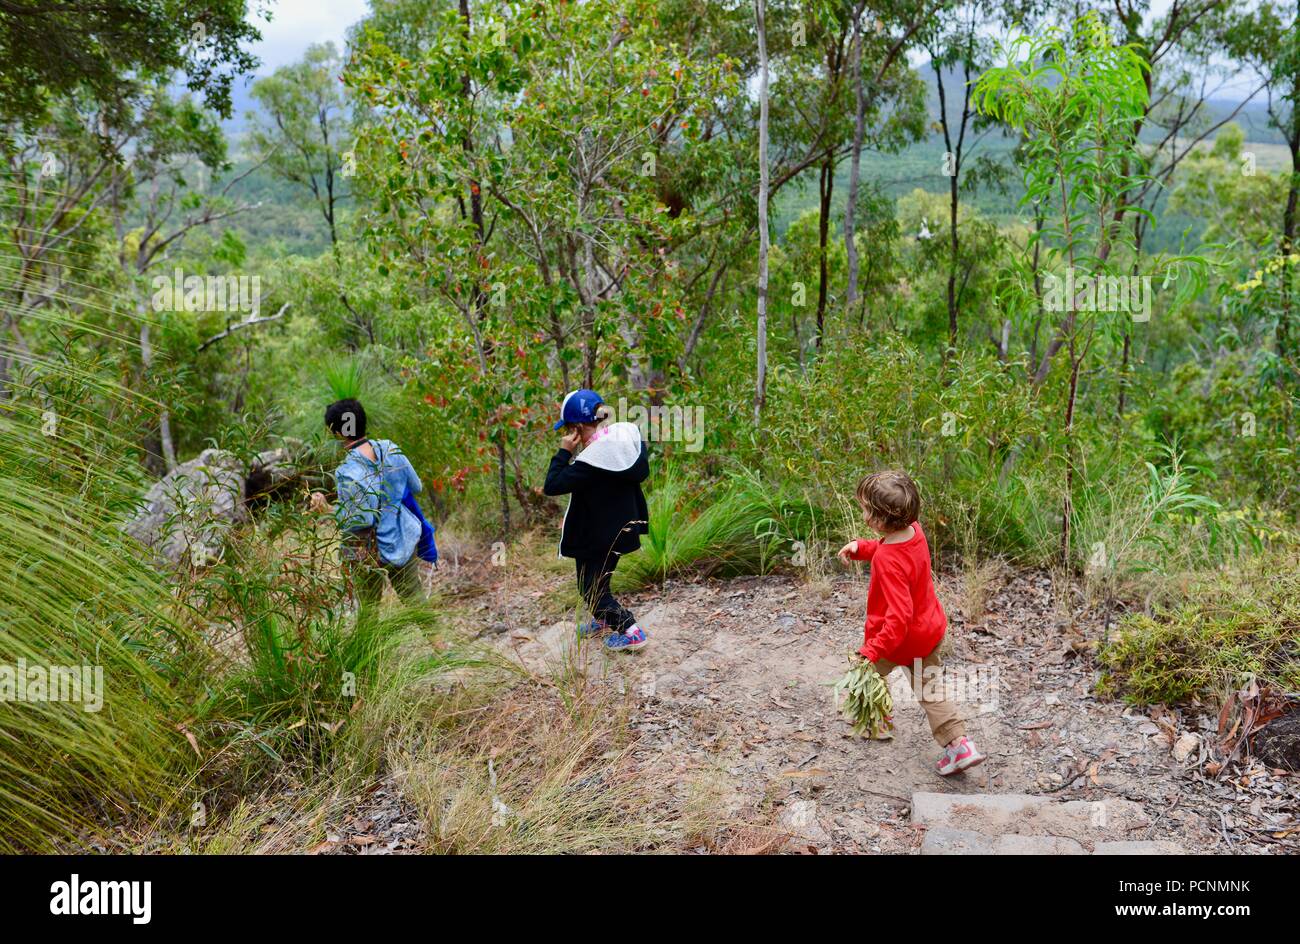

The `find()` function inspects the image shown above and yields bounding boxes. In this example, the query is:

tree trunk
[1280,130,1299,367]
[1061,338,1082,567]
[1117,333,1131,418]
[843,2,867,314]
[136,296,176,472]
[934,48,973,361]
[460,0,509,536]
[1118,216,1143,417]
[814,155,833,351]
[753,0,769,425]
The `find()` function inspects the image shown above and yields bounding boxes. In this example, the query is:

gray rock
[779,799,830,848]
[921,827,994,855]
[124,441,311,568]
[123,448,247,567]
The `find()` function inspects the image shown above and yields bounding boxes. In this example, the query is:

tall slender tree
[755,0,770,424]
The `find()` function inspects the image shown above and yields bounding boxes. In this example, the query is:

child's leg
[575,558,604,619]
[586,555,636,632]
[904,651,965,747]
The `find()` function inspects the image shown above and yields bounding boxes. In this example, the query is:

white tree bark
[753,0,770,425]
[844,2,868,312]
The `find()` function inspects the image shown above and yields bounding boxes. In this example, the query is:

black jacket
[543,441,650,560]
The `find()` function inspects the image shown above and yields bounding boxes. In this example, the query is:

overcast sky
[248,0,371,74]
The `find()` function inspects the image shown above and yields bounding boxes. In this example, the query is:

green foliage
[833,660,895,739]
[1100,554,1300,704]
[0,0,259,125]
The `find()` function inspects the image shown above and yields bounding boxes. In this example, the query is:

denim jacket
[334,439,422,566]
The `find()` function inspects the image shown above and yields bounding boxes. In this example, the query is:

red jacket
[847,521,946,665]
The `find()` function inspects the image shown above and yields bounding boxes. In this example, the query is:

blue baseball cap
[553,389,604,430]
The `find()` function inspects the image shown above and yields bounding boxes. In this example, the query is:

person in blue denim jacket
[310,398,425,607]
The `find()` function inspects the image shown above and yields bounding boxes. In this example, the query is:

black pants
[575,555,636,633]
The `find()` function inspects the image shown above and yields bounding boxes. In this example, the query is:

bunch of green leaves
[833,660,894,739]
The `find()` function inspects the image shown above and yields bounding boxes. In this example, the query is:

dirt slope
[438,553,1300,854]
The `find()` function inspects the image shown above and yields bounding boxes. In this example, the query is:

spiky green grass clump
[614,466,824,590]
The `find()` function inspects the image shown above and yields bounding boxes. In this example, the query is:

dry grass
[962,557,1008,624]
[392,679,699,853]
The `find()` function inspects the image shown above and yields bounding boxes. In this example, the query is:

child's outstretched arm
[838,538,881,564]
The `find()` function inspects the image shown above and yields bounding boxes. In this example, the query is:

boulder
[123,448,247,567]
[123,441,312,567]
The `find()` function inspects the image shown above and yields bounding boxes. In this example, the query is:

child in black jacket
[543,389,650,652]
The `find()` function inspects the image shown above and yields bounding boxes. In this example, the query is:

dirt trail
[446,556,1261,854]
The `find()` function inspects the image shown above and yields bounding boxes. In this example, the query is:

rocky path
[447,556,1295,854]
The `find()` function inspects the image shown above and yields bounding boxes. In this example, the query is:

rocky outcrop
[124,441,313,567]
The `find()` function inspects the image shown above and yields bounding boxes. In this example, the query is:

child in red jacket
[837,470,985,776]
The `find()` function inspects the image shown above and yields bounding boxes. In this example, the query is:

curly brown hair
[854,470,920,532]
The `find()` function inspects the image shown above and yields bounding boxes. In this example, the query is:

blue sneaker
[576,618,609,640]
[605,626,648,652]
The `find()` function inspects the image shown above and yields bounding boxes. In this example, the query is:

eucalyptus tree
[0,0,259,126]
[768,0,927,356]
[976,12,1208,565]
[1223,0,1300,372]
[349,0,738,530]
[0,83,260,470]
[246,43,376,345]
[110,88,262,472]
[921,1,1002,358]
[1101,0,1266,413]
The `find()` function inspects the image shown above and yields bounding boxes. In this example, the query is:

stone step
[920,827,1185,856]
[912,791,1147,839]
[913,793,1185,854]
[921,828,1084,855]
[1094,840,1185,855]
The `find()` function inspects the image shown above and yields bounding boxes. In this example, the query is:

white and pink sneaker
[936,736,985,776]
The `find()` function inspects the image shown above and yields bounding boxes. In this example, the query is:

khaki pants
[344,530,425,611]
[873,649,965,746]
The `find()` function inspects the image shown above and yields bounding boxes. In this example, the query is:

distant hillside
[773,60,1289,253]
[211,58,1284,261]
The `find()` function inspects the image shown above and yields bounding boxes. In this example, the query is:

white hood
[574,421,643,472]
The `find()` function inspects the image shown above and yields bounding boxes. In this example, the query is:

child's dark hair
[855,470,920,531]
[325,398,366,439]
